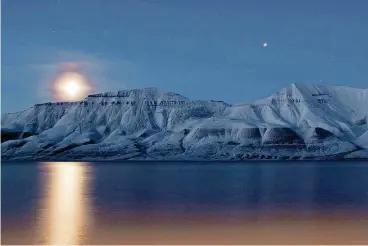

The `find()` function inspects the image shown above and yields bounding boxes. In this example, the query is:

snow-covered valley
[2,83,368,160]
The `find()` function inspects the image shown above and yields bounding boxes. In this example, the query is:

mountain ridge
[2,83,368,160]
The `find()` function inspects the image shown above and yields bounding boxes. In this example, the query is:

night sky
[2,0,368,113]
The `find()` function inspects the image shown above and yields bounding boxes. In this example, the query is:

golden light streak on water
[2,162,367,245]
[36,162,93,245]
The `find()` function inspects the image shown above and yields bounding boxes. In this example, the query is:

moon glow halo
[52,71,92,101]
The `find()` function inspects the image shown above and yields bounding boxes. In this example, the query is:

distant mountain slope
[2,84,368,160]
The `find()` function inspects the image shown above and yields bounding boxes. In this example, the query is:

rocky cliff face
[2,84,368,160]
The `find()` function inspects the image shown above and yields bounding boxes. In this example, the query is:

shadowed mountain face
[2,84,368,160]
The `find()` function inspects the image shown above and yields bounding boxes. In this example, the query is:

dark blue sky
[2,0,368,113]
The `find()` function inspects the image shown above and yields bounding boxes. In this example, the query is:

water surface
[2,161,368,244]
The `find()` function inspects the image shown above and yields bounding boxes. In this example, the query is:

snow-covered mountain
[2,84,368,160]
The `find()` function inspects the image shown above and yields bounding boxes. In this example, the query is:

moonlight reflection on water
[36,162,93,245]
[1,161,368,244]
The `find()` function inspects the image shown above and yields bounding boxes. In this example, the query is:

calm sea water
[2,161,368,244]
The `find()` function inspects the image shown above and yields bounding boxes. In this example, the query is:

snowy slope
[2,84,368,160]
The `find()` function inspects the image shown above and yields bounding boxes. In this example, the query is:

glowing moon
[63,80,80,96]
[52,72,92,101]
[263,42,268,47]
